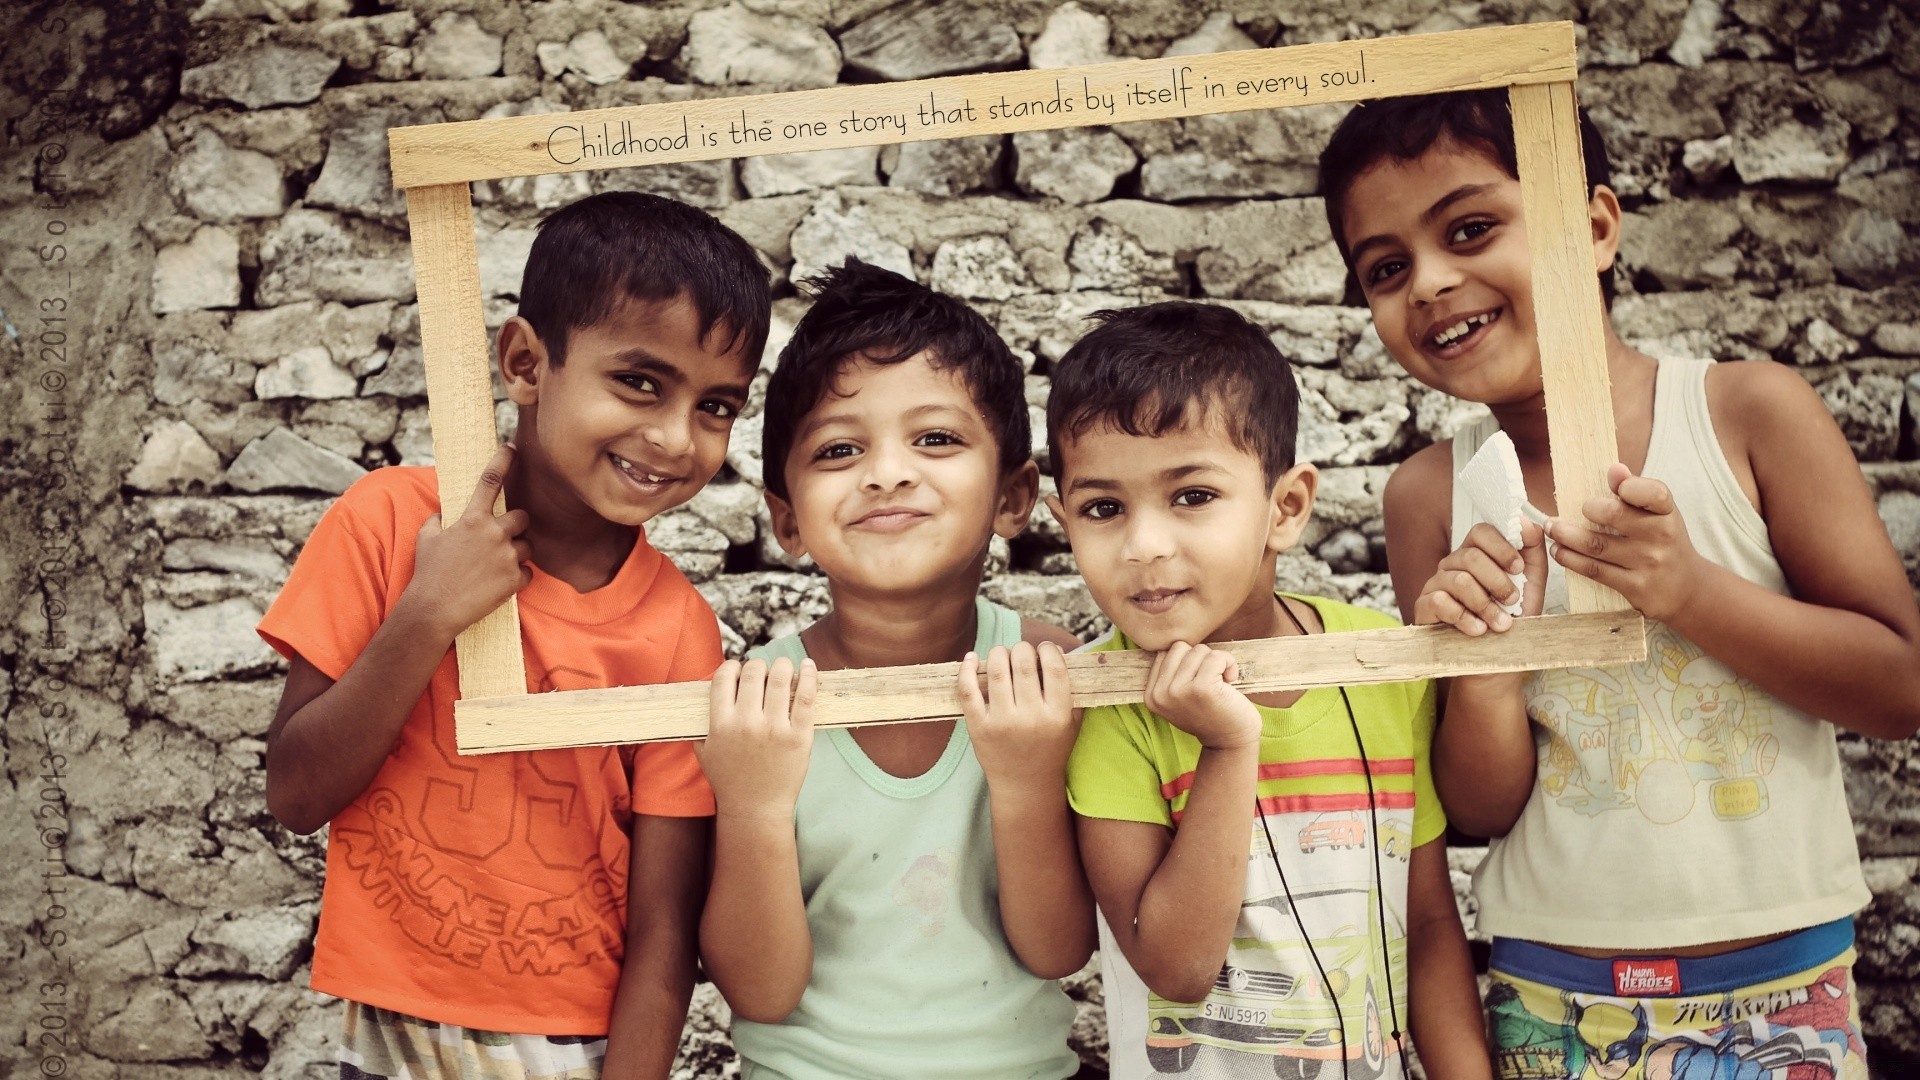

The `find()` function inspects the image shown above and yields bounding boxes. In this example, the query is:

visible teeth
[613,456,669,482]
[1435,312,1494,347]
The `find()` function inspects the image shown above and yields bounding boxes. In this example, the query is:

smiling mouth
[1130,588,1187,614]
[1427,308,1501,355]
[611,453,679,490]
[853,508,929,532]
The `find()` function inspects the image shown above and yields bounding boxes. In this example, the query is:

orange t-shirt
[257,466,718,1035]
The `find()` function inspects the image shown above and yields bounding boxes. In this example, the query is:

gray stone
[258,209,414,306]
[885,136,1004,197]
[256,346,359,400]
[551,30,632,85]
[182,44,341,109]
[742,145,882,197]
[1682,134,1736,183]
[85,983,213,1062]
[413,13,503,79]
[841,0,1023,81]
[697,571,833,646]
[1412,387,1493,444]
[1814,368,1903,460]
[1879,489,1920,577]
[393,404,434,464]
[680,481,763,546]
[599,159,740,209]
[1163,12,1259,57]
[719,193,817,266]
[1013,128,1137,204]
[477,225,539,300]
[930,235,1039,301]
[307,109,419,224]
[725,410,765,486]
[169,129,285,223]
[1587,0,1692,65]
[685,3,842,88]
[302,397,401,447]
[1731,88,1852,182]
[319,11,421,70]
[128,421,224,494]
[647,510,731,582]
[153,313,253,406]
[1134,106,1348,200]
[1068,228,1182,293]
[1879,325,1920,357]
[226,428,369,494]
[152,226,242,314]
[1314,527,1373,574]
[164,536,289,582]
[980,574,1109,641]
[1794,0,1893,70]
[363,343,427,399]
[1296,372,1410,466]
[788,192,916,288]
[1621,199,1745,289]
[1667,0,1721,67]
[1828,208,1918,289]
[179,904,318,980]
[157,679,281,747]
[1029,3,1112,70]
[144,597,275,682]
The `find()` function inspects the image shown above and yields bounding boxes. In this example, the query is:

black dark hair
[517,191,771,366]
[760,258,1031,501]
[1047,302,1299,484]
[1317,89,1617,304]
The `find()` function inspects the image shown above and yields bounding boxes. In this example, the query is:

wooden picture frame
[385,21,1645,754]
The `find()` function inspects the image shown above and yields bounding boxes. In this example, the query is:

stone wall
[2,1,1916,1076]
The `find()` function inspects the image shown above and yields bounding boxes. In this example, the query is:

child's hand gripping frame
[384,21,1646,754]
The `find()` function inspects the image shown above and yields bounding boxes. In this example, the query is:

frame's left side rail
[405,182,529,701]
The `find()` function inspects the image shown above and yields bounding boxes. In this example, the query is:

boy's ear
[497,316,550,407]
[1588,184,1624,276]
[764,489,809,560]
[1266,462,1319,555]
[993,460,1042,541]
[1044,491,1069,534]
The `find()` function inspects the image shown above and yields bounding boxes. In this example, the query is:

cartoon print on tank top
[1529,622,1777,826]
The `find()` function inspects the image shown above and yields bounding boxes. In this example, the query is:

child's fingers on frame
[1461,522,1522,568]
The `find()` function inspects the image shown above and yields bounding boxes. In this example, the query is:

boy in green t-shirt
[1051,302,1491,1080]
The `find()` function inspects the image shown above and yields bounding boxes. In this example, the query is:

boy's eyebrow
[1064,462,1228,494]
[794,401,974,441]
[1347,182,1501,264]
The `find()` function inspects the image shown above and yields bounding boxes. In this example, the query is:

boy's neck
[1489,328,1658,464]
[503,470,636,594]
[801,571,988,672]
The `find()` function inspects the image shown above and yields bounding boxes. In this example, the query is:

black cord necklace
[1248,597,1405,1079]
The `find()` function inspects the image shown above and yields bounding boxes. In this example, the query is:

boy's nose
[644,409,696,460]
[859,441,918,490]
[1120,514,1176,563]
[1409,260,1463,307]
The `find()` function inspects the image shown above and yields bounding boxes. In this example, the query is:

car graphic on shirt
[1296,811,1367,853]
[1144,882,1407,1079]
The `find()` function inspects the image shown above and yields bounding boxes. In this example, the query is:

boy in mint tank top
[1318,91,1920,1074]
[695,258,1096,1080]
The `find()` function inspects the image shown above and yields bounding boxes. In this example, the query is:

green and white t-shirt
[1068,594,1443,1080]
[732,597,1079,1080]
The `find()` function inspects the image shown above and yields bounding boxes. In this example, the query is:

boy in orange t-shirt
[258,192,770,1079]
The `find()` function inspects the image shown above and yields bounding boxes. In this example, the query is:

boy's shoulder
[1381,438,1455,526]
[1704,356,1833,440]
[326,464,440,521]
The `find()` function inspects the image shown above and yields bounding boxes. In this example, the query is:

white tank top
[1449,358,1869,948]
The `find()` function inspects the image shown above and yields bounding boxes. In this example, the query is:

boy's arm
[964,642,1096,979]
[603,814,710,1080]
[1404,837,1492,1080]
[1383,450,1537,838]
[1548,362,1920,739]
[1078,642,1262,1003]
[266,446,531,834]
[696,658,815,1024]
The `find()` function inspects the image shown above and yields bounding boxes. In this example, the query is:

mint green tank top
[731,597,1079,1080]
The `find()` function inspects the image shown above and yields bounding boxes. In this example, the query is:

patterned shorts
[1486,919,1867,1080]
[339,1001,607,1080]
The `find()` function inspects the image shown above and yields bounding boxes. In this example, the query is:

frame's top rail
[389,22,1575,189]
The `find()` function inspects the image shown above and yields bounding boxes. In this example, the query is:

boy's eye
[616,374,660,394]
[1365,258,1407,288]
[1448,219,1496,245]
[813,441,858,461]
[1172,488,1217,508]
[915,429,963,448]
[1079,498,1122,521]
[699,399,738,419]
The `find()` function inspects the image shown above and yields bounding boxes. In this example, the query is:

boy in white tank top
[1316,91,1920,1075]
